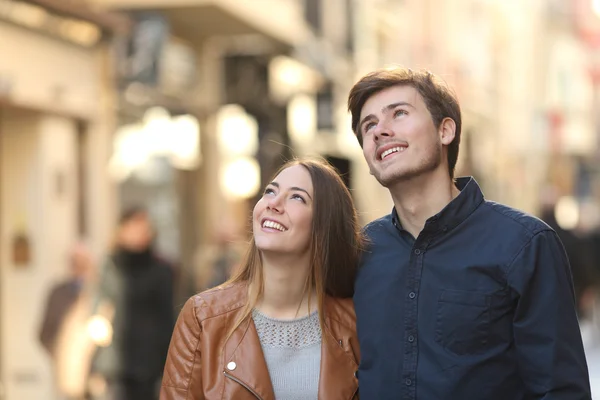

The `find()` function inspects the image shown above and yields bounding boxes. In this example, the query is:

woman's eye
[394,109,407,117]
[264,188,275,195]
[291,194,306,203]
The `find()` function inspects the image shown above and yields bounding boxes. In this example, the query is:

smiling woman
[160,158,365,400]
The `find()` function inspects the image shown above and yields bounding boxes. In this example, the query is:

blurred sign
[0,0,101,47]
[159,38,196,97]
[117,12,169,87]
[11,232,30,267]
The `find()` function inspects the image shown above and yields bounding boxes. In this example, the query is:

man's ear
[439,117,456,146]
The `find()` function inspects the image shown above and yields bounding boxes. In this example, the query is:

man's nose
[373,120,394,141]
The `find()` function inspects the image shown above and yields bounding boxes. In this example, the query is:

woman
[90,207,175,400]
[161,158,364,400]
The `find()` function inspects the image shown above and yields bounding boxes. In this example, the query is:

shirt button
[405,378,412,386]
[414,249,421,255]
[442,226,448,232]
[408,335,415,342]
[408,292,416,299]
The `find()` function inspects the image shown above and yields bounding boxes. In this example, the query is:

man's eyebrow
[267,182,312,200]
[358,101,415,130]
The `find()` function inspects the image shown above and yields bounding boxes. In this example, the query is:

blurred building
[0,1,127,398]
[87,0,376,300]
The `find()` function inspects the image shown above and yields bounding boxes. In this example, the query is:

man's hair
[348,67,462,178]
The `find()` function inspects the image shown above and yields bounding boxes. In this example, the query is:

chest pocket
[435,289,491,355]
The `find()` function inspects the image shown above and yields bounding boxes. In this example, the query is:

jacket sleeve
[160,297,204,400]
[508,230,591,399]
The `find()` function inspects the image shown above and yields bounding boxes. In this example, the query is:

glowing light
[220,158,261,199]
[287,94,316,147]
[87,315,113,347]
[594,0,600,17]
[555,196,579,230]
[108,108,200,181]
[217,105,259,157]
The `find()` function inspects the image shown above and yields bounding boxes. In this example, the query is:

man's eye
[364,122,376,132]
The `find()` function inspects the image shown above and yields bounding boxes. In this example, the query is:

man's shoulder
[481,200,553,236]
[188,282,247,320]
[363,213,393,236]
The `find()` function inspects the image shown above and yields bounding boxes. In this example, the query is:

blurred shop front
[96,0,320,298]
[0,1,126,398]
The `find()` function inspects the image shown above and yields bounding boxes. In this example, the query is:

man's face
[118,213,153,252]
[358,85,450,187]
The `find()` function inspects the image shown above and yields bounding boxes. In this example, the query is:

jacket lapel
[223,317,276,400]
[318,322,359,399]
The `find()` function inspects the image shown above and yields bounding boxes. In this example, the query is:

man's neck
[388,170,460,239]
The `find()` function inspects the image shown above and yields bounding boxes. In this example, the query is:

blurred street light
[108,107,200,181]
[555,196,580,230]
[216,104,259,157]
[594,0,600,17]
[220,158,261,199]
[287,94,316,148]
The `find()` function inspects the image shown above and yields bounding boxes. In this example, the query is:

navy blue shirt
[354,177,591,399]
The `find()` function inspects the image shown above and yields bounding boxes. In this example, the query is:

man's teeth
[262,220,287,231]
[381,146,405,160]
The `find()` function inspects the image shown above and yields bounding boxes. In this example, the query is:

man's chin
[374,170,414,187]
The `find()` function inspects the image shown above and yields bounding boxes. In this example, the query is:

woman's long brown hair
[224,157,365,339]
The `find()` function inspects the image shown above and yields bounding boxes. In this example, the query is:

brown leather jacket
[160,283,360,399]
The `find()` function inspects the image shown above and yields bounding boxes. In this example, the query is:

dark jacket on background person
[354,177,591,400]
[160,283,360,400]
[91,247,175,385]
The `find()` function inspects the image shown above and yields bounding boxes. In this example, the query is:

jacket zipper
[224,371,263,400]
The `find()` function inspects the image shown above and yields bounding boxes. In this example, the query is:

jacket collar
[222,301,358,399]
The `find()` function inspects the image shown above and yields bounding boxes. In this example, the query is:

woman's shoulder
[185,282,248,320]
[324,296,356,330]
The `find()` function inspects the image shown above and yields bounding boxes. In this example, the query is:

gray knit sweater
[252,309,322,400]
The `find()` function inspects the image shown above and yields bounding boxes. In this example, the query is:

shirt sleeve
[160,297,204,400]
[508,229,591,399]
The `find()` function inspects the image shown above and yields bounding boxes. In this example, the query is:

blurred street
[1,0,600,398]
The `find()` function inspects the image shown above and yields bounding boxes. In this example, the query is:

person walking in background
[161,158,364,400]
[348,67,591,399]
[90,207,175,400]
[39,241,96,400]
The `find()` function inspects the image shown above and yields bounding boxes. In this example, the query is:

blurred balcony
[89,0,310,49]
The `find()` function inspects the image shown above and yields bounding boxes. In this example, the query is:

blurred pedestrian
[161,158,364,399]
[39,241,96,400]
[348,67,591,399]
[90,206,174,400]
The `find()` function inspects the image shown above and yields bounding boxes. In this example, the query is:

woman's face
[253,165,314,257]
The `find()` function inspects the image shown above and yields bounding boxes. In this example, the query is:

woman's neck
[257,252,316,319]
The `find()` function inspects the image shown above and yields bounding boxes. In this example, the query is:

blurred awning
[90,0,310,49]
[22,0,131,34]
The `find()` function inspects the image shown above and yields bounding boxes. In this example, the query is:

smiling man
[349,67,591,399]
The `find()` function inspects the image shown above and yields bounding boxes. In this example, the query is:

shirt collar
[391,176,484,234]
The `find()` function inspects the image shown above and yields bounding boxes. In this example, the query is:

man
[90,206,175,400]
[348,67,591,399]
[39,242,96,400]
